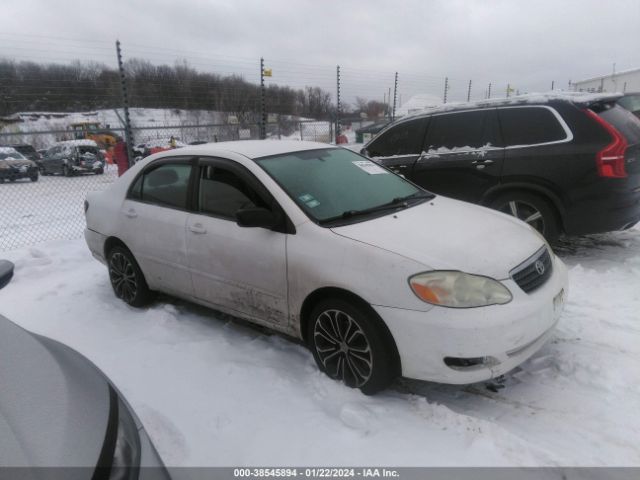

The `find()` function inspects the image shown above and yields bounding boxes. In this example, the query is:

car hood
[331,196,546,280]
[0,158,36,168]
[0,315,110,468]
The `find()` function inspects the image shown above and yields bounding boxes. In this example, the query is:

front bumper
[374,255,568,384]
[0,165,38,181]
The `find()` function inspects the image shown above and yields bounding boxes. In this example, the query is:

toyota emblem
[535,260,545,275]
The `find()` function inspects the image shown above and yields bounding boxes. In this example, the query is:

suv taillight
[584,108,628,178]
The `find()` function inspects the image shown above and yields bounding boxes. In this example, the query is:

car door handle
[125,208,137,218]
[189,223,207,234]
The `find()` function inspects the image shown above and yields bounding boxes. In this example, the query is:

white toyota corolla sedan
[85,140,567,394]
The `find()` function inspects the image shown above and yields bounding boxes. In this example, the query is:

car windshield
[0,149,26,160]
[256,148,428,225]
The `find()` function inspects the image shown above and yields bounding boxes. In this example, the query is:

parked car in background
[0,147,39,183]
[0,143,42,166]
[361,93,640,243]
[41,140,105,176]
[0,260,169,477]
[85,141,567,394]
[617,92,640,119]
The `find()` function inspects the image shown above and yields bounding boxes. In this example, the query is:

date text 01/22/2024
[233,468,400,478]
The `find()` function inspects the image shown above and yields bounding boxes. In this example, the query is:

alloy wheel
[313,309,373,387]
[109,252,138,304]
[499,200,545,235]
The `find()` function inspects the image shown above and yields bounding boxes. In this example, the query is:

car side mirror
[236,207,278,229]
[360,148,369,157]
[0,260,14,290]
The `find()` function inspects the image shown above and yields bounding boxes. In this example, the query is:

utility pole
[115,40,134,166]
[487,82,492,99]
[443,77,449,104]
[467,80,472,102]
[392,72,398,121]
[260,57,266,140]
[336,65,341,143]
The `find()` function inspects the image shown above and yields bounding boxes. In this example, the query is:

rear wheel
[308,298,397,394]
[62,164,72,177]
[30,172,39,182]
[107,246,154,307]
[490,191,560,244]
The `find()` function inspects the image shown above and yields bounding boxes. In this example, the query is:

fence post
[506,83,511,98]
[115,40,134,166]
[487,82,492,99]
[392,72,398,121]
[260,57,266,140]
[443,77,449,104]
[551,80,555,91]
[336,65,341,143]
[467,80,472,102]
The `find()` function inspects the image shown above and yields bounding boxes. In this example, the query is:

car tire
[107,246,155,308]
[308,298,397,394]
[30,173,39,182]
[490,191,560,244]
[95,168,104,175]
[63,164,72,177]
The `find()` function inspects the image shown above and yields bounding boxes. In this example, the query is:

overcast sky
[1,0,639,104]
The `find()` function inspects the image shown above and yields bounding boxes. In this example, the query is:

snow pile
[396,94,443,117]
[1,224,639,466]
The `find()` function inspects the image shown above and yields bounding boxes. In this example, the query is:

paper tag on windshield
[352,160,388,175]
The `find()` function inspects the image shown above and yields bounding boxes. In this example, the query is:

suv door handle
[125,208,137,218]
[189,223,207,234]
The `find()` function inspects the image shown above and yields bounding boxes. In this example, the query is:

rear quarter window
[499,107,569,147]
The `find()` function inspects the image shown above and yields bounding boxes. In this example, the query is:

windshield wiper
[320,191,434,225]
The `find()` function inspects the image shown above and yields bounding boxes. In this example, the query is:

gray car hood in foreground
[0,315,110,467]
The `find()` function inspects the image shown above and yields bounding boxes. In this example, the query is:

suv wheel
[308,299,397,394]
[62,164,72,177]
[491,192,560,244]
[30,172,39,182]
[107,246,155,307]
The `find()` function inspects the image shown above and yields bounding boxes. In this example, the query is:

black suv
[361,93,640,243]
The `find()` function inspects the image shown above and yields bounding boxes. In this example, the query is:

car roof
[161,140,336,160]
[395,92,624,124]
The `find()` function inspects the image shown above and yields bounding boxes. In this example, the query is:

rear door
[412,109,504,202]
[120,158,195,297]
[364,117,429,177]
[185,157,289,328]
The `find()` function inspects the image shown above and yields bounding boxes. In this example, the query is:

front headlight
[409,271,512,308]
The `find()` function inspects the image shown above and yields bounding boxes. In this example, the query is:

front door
[186,158,288,327]
[411,109,504,203]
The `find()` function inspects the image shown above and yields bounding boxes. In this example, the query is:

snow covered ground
[0,222,639,466]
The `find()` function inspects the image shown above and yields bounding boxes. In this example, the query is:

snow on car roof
[55,139,99,147]
[401,91,624,120]
[160,140,336,160]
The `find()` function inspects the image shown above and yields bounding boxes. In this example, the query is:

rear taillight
[584,108,628,178]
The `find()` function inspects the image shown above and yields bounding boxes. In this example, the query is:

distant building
[573,67,640,93]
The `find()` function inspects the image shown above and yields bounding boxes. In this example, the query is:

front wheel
[107,246,155,307]
[308,299,397,394]
[30,173,39,182]
[490,192,560,244]
[62,164,72,177]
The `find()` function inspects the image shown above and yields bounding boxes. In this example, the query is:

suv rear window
[366,118,428,157]
[499,107,568,147]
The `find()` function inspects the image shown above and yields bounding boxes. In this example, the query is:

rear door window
[366,118,429,157]
[424,109,501,152]
[498,107,568,147]
[139,163,192,209]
